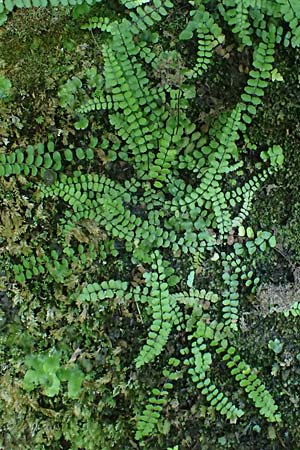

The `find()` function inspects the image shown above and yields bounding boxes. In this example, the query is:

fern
[0,0,104,26]
[77,279,129,303]
[240,25,276,124]
[275,0,300,47]
[1,0,296,445]
[185,317,281,422]
[12,243,97,284]
[218,341,280,422]
[2,0,103,10]
[180,3,224,77]
[219,0,253,46]
[36,8,285,431]
[135,385,170,440]
[283,301,300,318]
[128,0,173,34]
[135,251,180,368]
[183,319,245,422]
[81,16,119,32]
[120,0,150,9]
[0,141,94,178]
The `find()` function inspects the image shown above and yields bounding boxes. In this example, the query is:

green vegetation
[1,0,300,449]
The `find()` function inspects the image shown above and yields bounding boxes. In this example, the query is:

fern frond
[135,251,178,368]
[120,0,150,9]
[240,26,276,124]
[184,321,245,421]
[135,384,170,440]
[1,0,103,12]
[276,0,300,47]
[180,4,224,77]
[0,141,88,178]
[219,0,253,46]
[218,342,281,422]
[128,0,173,34]
[77,280,129,303]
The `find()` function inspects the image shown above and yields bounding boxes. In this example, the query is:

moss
[0,5,112,145]
[1,2,300,449]
[247,47,300,281]
[1,8,73,90]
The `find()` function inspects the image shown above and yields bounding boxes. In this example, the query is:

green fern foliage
[1,0,296,446]
[128,0,173,34]
[26,1,286,433]
[283,301,300,318]
[0,141,94,178]
[219,342,281,422]
[77,279,129,303]
[120,0,150,9]
[135,251,180,368]
[275,0,300,47]
[240,25,276,124]
[180,3,224,77]
[1,0,102,12]
[81,16,118,32]
[135,384,171,440]
[184,320,245,422]
[12,243,97,284]
[184,317,281,422]
[218,0,253,46]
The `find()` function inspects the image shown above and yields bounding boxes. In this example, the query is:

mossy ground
[1,4,300,450]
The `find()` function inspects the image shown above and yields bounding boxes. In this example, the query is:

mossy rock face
[0,4,109,145]
[248,47,300,283]
[1,1,300,449]
[1,8,71,89]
